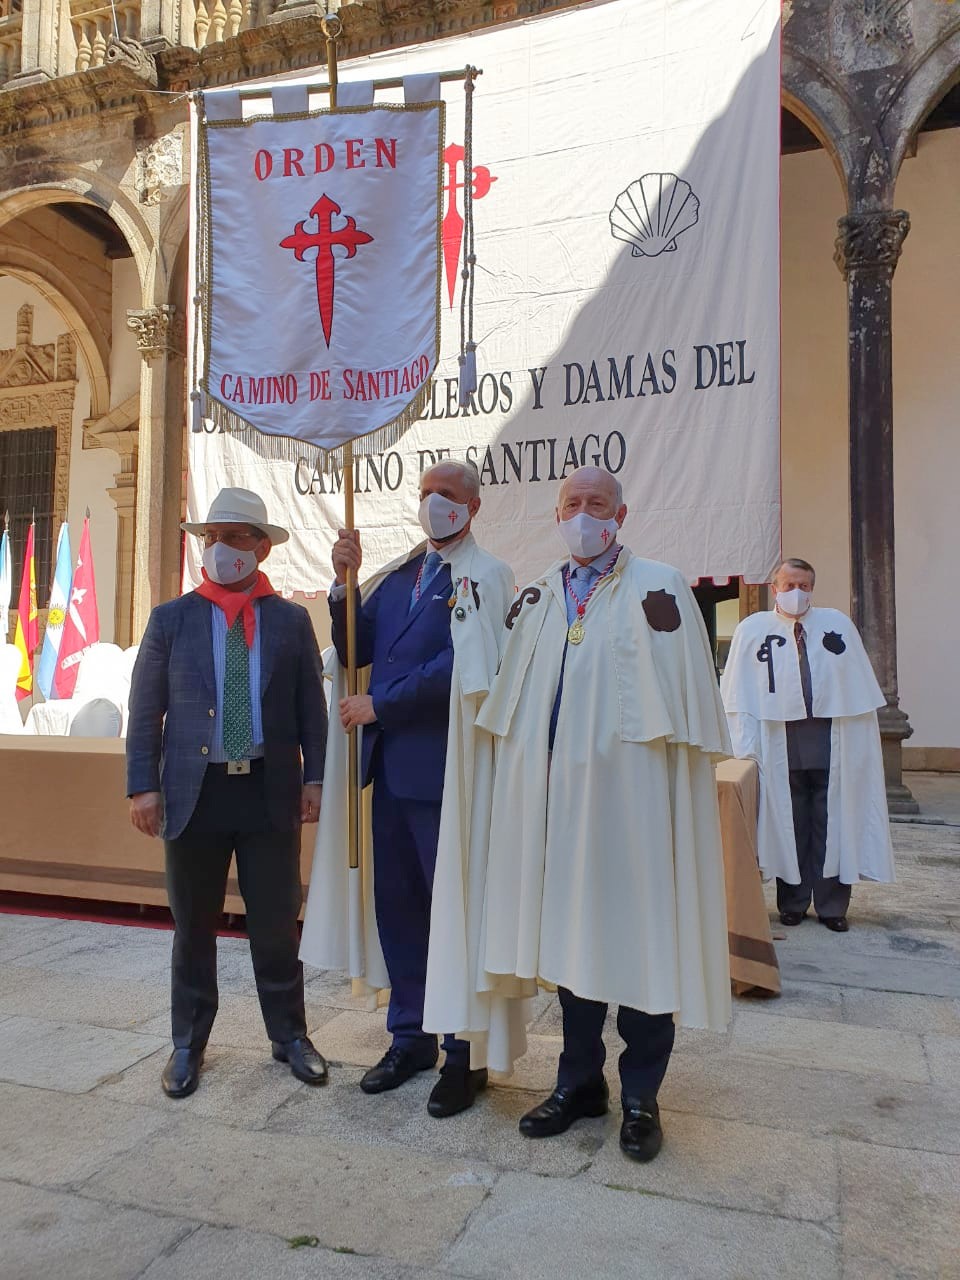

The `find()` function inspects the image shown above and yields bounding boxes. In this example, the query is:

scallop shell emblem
[610,173,700,258]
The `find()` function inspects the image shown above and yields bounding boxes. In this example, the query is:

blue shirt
[208,600,264,762]
[563,544,621,624]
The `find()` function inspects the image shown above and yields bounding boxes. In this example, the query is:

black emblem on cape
[505,586,541,630]
[757,634,787,693]
[470,579,481,610]
[642,589,682,633]
[822,631,846,655]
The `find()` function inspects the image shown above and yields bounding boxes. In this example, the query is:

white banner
[187,0,781,594]
[198,92,443,450]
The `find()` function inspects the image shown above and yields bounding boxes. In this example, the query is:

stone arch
[884,21,960,178]
[0,247,110,418]
[782,48,893,208]
[0,168,153,297]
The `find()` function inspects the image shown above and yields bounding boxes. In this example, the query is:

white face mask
[203,542,258,586]
[419,492,471,542]
[776,587,812,617]
[557,512,620,560]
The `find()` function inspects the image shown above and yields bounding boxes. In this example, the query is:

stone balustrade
[0,8,22,83]
[71,0,140,72]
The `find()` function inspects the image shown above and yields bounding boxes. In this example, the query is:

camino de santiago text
[288,340,759,497]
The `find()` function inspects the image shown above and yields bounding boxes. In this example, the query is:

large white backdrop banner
[186,0,781,595]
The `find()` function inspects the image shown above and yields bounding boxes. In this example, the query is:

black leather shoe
[161,1047,203,1099]
[620,1098,663,1163]
[360,1043,438,1095]
[519,1079,609,1138]
[272,1036,328,1085]
[779,911,805,927]
[820,916,850,933]
[427,1066,488,1118]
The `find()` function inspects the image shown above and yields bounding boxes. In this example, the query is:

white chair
[0,643,24,733]
[68,696,123,737]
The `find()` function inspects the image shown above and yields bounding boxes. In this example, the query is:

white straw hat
[181,487,290,545]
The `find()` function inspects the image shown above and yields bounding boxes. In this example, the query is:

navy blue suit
[330,552,466,1064]
[127,589,327,1051]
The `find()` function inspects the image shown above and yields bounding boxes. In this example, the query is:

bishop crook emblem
[280,195,374,346]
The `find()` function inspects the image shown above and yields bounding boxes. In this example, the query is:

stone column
[10,0,69,83]
[834,209,917,813]
[127,304,183,638]
[107,444,138,647]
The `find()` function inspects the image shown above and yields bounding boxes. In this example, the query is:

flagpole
[322,15,361,874]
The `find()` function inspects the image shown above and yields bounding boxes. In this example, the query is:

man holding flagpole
[37,521,72,700]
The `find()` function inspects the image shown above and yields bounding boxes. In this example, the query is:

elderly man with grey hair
[475,467,732,1163]
[308,460,515,1119]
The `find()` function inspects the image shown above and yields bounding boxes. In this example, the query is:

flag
[54,514,99,699]
[13,521,38,701]
[37,521,72,700]
[0,511,10,641]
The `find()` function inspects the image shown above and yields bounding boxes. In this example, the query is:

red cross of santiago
[442,144,497,309]
[280,194,374,346]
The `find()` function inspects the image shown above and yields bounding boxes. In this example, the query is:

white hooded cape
[720,607,895,885]
[476,549,733,1033]
[300,532,533,1072]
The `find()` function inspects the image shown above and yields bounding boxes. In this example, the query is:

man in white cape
[476,468,732,1164]
[721,557,894,932]
[300,460,531,1118]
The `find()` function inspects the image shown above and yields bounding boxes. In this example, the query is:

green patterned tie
[222,615,254,760]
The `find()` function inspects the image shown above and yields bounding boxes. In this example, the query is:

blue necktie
[411,551,443,611]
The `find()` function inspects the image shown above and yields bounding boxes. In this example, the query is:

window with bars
[0,427,58,608]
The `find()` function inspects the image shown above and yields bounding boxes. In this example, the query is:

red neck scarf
[194,570,276,648]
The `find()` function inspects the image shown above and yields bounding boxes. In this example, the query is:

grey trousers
[776,768,852,919]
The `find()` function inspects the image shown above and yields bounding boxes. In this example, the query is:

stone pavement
[2,792,960,1279]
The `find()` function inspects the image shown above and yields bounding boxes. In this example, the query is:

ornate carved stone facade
[126,305,182,361]
[0,304,76,544]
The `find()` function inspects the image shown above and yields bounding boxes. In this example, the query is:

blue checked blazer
[126,591,327,840]
[330,552,453,806]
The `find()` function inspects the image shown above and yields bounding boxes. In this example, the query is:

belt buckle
[226,759,251,776]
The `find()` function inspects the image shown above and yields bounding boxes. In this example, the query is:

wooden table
[715,756,781,997]
[0,738,780,998]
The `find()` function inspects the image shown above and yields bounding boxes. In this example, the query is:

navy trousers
[557,986,675,1104]
[370,764,468,1067]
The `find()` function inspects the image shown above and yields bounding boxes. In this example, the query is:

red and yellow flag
[13,522,38,701]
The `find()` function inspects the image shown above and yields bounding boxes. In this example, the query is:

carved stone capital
[834,211,910,279]
[126,306,181,361]
[136,131,185,205]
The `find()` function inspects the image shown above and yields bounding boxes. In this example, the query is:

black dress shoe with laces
[619,1098,663,1163]
[161,1047,204,1099]
[779,911,805,927]
[519,1079,609,1138]
[427,1066,488,1118]
[820,916,849,933]
[360,1043,439,1094]
[272,1036,328,1085]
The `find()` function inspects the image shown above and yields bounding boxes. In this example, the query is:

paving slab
[93,1043,308,1128]
[134,991,343,1050]
[268,1065,604,1177]
[841,988,960,1037]
[84,1117,494,1267]
[139,1223,466,1280]
[661,1051,960,1154]
[0,965,169,1030]
[774,918,960,963]
[317,1007,394,1068]
[923,1032,960,1089]
[0,1080,174,1187]
[774,946,960,997]
[444,1171,840,1280]
[0,917,101,963]
[735,978,843,1023]
[839,1140,960,1280]
[584,1109,838,1223]
[0,1014,165,1092]
[730,1009,929,1083]
[0,1179,193,1280]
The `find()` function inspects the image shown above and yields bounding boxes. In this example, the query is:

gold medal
[567,618,585,645]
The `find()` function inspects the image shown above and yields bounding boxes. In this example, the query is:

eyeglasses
[202,530,262,549]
